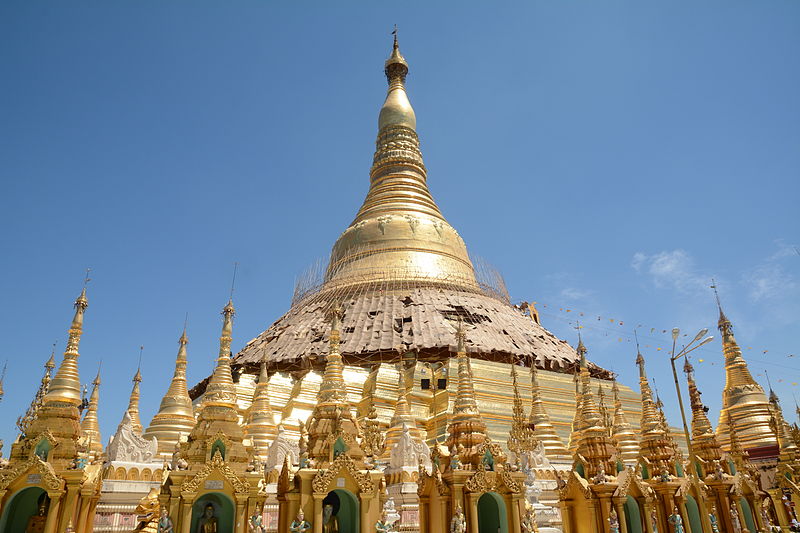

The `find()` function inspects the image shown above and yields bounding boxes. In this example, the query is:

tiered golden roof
[143,327,196,453]
[683,358,722,466]
[635,351,676,477]
[305,306,364,464]
[445,322,488,467]
[243,359,278,456]
[715,304,777,451]
[80,367,103,455]
[610,378,640,465]
[126,366,144,435]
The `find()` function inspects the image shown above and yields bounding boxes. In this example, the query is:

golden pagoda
[220,34,634,467]
[126,365,144,435]
[418,326,524,533]
[159,298,264,532]
[79,367,104,456]
[243,358,278,458]
[276,312,383,533]
[142,327,196,454]
[15,351,56,438]
[0,287,102,533]
[714,298,777,453]
[609,378,639,466]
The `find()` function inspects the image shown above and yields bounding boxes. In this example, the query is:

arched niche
[739,497,757,532]
[684,495,702,533]
[477,492,508,533]
[0,486,48,532]
[190,492,235,533]
[322,489,359,533]
[623,496,643,533]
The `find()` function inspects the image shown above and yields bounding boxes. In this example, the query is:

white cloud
[631,249,709,293]
[742,242,799,302]
[560,287,592,301]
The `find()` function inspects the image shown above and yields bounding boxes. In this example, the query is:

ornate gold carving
[0,455,63,491]
[180,450,250,495]
[311,453,374,494]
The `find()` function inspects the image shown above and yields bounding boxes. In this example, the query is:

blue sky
[1,2,798,447]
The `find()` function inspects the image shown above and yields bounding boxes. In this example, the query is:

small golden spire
[445,319,488,468]
[383,363,423,456]
[683,357,722,465]
[45,287,89,405]
[16,350,57,436]
[768,390,798,460]
[244,358,278,456]
[201,299,239,409]
[507,357,536,462]
[80,365,103,454]
[567,364,583,456]
[636,350,676,476]
[305,304,364,464]
[143,324,196,453]
[572,339,615,477]
[610,378,640,465]
[126,347,144,435]
[527,353,570,460]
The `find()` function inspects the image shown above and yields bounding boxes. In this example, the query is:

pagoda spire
[527,353,570,460]
[45,287,88,405]
[683,358,723,466]
[325,34,477,290]
[143,325,196,453]
[768,390,798,460]
[610,378,640,465]
[13,286,90,466]
[567,340,586,456]
[201,299,239,410]
[80,366,103,455]
[184,296,249,468]
[126,350,144,435]
[507,357,536,465]
[244,358,278,457]
[573,339,615,478]
[636,350,676,477]
[445,319,488,468]
[713,286,776,451]
[16,350,56,437]
[383,364,423,456]
[305,305,364,464]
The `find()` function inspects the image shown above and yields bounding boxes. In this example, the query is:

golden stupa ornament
[324,32,477,292]
[610,378,640,465]
[305,304,364,464]
[80,366,104,455]
[143,326,196,453]
[713,288,777,452]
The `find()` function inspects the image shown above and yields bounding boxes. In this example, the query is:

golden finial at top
[385,25,408,81]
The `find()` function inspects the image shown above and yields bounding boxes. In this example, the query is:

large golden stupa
[188,36,639,453]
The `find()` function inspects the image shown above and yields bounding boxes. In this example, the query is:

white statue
[450,505,466,533]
